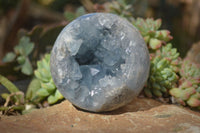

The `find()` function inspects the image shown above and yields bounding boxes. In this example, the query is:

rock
[50,13,150,112]
[186,41,200,64]
[1,98,200,133]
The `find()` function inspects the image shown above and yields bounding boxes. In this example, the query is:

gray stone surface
[50,13,150,112]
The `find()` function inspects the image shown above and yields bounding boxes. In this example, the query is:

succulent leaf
[41,82,56,93]
[47,95,58,104]
[55,90,64,100]
[149,38,162,50]
[2,52,16,63]
[37,88,50,97]
[34,54,64,104]
[26,78,41,101]
[21,58,33,75]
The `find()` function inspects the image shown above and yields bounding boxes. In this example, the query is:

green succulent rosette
[180,59,200,78]
[34,54,64,104]
[132,18,173,50]
[144,43,181,97]
[170,59,200,109]
[109,0,134,21]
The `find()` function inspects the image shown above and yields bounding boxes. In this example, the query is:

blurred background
[0,0,199,61]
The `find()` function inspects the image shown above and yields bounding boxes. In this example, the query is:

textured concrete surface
[0,98,200,133]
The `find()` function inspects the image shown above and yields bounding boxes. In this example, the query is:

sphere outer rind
[50,13,150,112]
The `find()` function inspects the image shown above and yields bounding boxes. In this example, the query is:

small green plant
[0,74,25,114]
[131,17,181,98]
[144,43,181,97]
[0,75,39,115]
[170,59,200,109]
[109,0,134,21]
[0,54,64,114]
[3,36,34,75]
[132,18,173,50]
[109,0,148,22]
[64,6,86,21]
[33,54,64,104]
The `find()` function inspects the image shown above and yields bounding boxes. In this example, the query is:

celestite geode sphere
[50,13,150,112]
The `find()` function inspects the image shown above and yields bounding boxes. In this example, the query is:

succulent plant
[34,54,64,104]
[170,59,200,109]
[132,18,173,50]
[3,36,34,75]
[64,6,86,21]
[109,0,148,22]
[144,43,181,97]
[180,59,200,78]
[132,17,181,98]
[109,0,134,21]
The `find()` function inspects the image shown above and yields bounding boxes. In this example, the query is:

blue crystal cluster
[50,13,150,112]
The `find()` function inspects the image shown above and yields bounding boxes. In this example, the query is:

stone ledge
[0,98,200,133]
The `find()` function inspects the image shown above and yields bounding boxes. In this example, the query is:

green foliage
[1,24,65,114]
[109,0,134,21]
[109,0,148,21]
[144,44,181,97]
[64,6,86,21]
[132,17,181,98]
[3,36,34,75]
[0,74,20,94]
[170,59,200,109]
[0,74,25,113]
[33,54,64,104]
[0,54,64,114]
[2,52,16,62]
[132,18,173,50]
[180,59,200,78]
[14,36,34,56]
[26,78,41,103]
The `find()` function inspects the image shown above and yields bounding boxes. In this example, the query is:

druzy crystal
[50,13,150,112]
